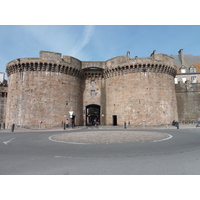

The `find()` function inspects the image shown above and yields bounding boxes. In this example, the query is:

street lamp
[69,110,73,128]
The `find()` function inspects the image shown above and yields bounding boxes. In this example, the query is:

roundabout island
[49,130,172,144]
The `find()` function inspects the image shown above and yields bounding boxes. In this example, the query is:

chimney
[150,50,156,58]
[178,49,184,66]
[127,51,130,60]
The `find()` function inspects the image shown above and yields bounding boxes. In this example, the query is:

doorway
[113,115,117,126]
[86,105,100,126]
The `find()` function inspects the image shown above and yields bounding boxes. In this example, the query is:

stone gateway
[5,51,178,128]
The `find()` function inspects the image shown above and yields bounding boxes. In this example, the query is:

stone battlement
[6,51,177,78]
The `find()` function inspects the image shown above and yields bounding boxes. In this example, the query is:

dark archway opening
[113,115,117,126]
[86,104,100,126]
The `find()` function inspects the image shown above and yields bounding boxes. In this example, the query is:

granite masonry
[5,51,178,128]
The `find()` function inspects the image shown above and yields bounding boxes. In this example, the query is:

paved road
[0,127,200,174]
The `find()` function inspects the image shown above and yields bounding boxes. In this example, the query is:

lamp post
[69,110,74,128]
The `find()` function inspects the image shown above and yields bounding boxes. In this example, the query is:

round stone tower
[5,50,178,128]
[5,51,83,128]
[104,52,178,126]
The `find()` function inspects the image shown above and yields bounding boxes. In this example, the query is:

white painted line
[49,135,90,145]
[3,137,15,145]
[49,133,173,145]
[153,134,173,142]
[54,156,67,158]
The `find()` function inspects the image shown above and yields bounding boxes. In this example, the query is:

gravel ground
[50,131,169,144]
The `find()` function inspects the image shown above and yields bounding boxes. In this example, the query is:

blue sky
[1,25,200,76]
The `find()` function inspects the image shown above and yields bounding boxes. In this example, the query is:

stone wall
[82,61,105,69]
[105,71,178,126]
[104,54,178,126]
[175,82,200,122]
[6,51,83,128]
[5,51,179,128]
[82,68,106,125]
[6,71,83,128]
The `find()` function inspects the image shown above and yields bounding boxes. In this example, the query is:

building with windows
[172,49,200,84]
[172,49,200,123]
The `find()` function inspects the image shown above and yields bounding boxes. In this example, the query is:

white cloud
[20,25,95,60]
[71,25,95,56]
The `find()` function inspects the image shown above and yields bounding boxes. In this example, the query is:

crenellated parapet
[78,54,176,79]
[104,54,176,78]
[6,61,83,79]
[82,61,105,70]
[6,51,176,79]
[103,63,176,78]
[83,70,104,80]
[6,51,83,78]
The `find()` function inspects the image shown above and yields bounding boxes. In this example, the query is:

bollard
[11,123,15,132]
[176,122,179,129]
[64,122,66,130]
[124,122,127,129]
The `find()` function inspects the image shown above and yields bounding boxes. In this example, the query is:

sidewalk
[0,124,198,133]
[0,126,87,133]
[97,124,198,130]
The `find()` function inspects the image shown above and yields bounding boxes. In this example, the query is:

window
[181,68,186,73]
[0,92,7,97]
[190,67,196,73]
[91,90,95,97]
[182,77,187,83]
[90,81,95,87]
[191,76,197,83]
[174,77,178,84]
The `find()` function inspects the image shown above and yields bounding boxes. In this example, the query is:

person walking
[196,118,200,127]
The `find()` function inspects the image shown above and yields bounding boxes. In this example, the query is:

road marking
[3,137,15,145]
[54,156,67,158]
[49,133,173,144]
[49,135,90,145]
[153,134,173,142]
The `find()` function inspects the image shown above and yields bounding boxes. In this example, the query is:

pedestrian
[196,118,200,127]
[66,119,69,128]
[95,120,99,128]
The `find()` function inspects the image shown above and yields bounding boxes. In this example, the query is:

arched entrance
[86,104,100,126]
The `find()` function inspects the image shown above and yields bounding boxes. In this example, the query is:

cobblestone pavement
[50,130,170,144]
